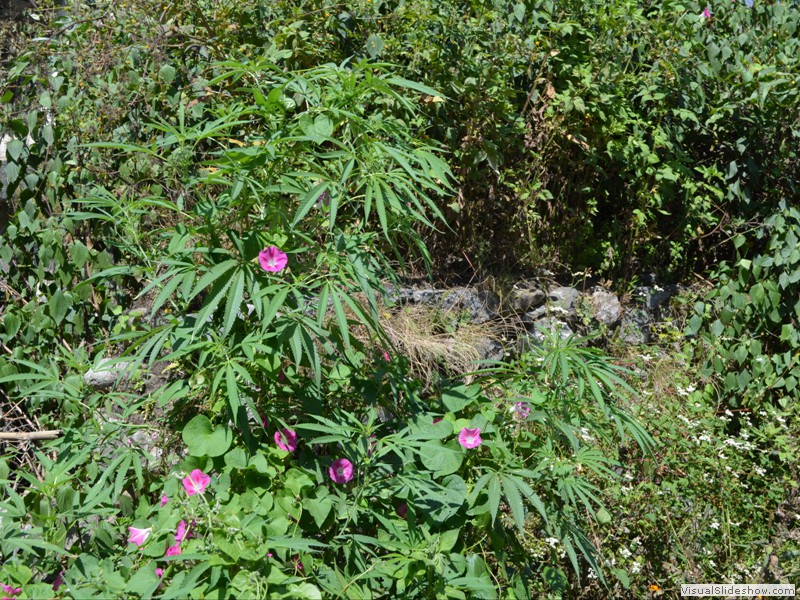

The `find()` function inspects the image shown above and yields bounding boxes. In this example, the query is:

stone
[526,317,574,345]
[634,284,679,314]
[438,288,499,324]
[547,286,581,319]
[509,286,546,313]
[84,358,133,389]
[591,290,623,326]
[472,337,505,362]
[618,308,652,344]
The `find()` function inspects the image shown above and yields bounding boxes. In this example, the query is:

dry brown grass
[379,304,504,387]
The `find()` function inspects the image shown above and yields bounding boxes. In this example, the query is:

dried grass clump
[381,304,502,388]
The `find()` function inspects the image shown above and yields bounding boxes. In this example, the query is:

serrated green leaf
[222,270,245,336]
[292,181,330,226]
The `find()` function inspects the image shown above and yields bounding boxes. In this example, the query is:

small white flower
[754,467,766,476]
[545,537,559,548]
[631,561,642,574]
[620,548,632,559]
[587,568,598,580]
[710,521,720,529]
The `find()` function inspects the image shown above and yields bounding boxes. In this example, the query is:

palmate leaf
[225,364,241,416]
[292,180,330,226]
[222,269,246,336]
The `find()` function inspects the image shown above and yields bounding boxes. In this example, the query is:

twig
[0,430,61,441]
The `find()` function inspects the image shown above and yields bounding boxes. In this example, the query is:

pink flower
[511,401,531,420]
[396,503,408,518]
[274,428,298,452]
[155,568,163,578]
[329,458,354,484]
[382,350,391,362]
[160,494,169,507]
[128,526,152,547]
[702,6,711,17]
[175,520,188,542]
[165,543,182,557]
[52,572,64,592]
[182,469,211,496]
[293,554,304,571]
[458,427,482,449]
[1,584,21,596]
[258,246,288,272]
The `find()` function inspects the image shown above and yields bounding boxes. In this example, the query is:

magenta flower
[160,494,169,507]
[165,543,182,557]
[702,6,711,17]
[274,428,299,452]
[396,503,408,518]
[1,584,21,596]
[128,526,152,547]
[182,469,211,496]
[52,572,64,592]
[258,246,288,272]
[511,401,531,420]
[458,427,482,449]
[329,458,354,484]
[382,350,391,362]
[155,568,164,578]
[175,520,187,542]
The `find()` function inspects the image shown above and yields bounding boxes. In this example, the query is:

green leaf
[158,64,177,85]
[69,241,90,269]
[182,414,233,457]
[48,289,71,325]
[222,270,245,336]
[365,34,385,59]
[501,475,527,534]
[418,440,463,476]
[292,181,330,226]
[386,76,447,100]
[6,139,25,162]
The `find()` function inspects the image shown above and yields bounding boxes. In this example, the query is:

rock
[128,429,163,467]
[411,288,442,304]
[548,286,581,318]
[472,337,505,362]
[526,317,574,345]
[618,308,652,344]
[508,286,546,313]
[439,288,499,324]
[634,284,679,314]
[84,358,133,389]
[591,290,623,326]
[391,287,499,324]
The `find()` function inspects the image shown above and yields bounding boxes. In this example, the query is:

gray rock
[508,285,546,314]
[526,317,574,345]
[439,288,499,324]
[522,305,549,323]
[411,288,442,304]
[634,285,679,314]
[473,337,505,362]
[548,286,581,318]
[128,429,163,467]
[591,290,623,326]
[84,358,133,389]
[618,308,652,344]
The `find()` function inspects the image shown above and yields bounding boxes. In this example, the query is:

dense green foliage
[1,0,799,598]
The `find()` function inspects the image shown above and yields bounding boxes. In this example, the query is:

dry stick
[0,430,61,441]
